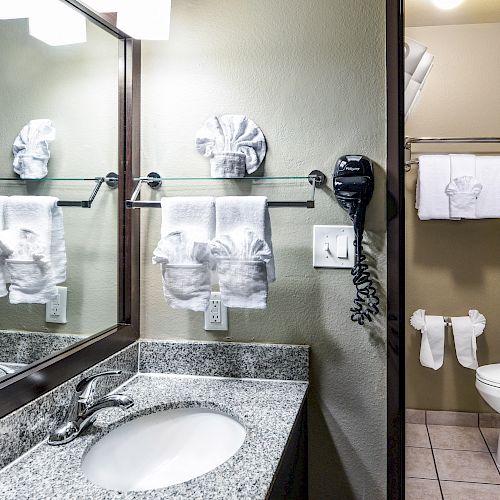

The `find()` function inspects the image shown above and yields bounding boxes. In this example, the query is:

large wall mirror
[0,0,140,416]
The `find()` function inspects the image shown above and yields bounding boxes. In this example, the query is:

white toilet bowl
[476,364,500,462]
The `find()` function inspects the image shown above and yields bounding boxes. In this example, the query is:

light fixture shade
[0,0,33,19]
[117,0,171,40]
[82,0,120,13]
[432,0,464,10]
[29,0,87,46]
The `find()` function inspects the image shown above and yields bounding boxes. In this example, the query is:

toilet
[476,364,500,461]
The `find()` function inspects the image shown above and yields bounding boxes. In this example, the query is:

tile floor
[406,413,500,499]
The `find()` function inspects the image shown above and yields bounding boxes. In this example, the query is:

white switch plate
[46,286,67,324]
[204,291,228,331]
[313,225,355,268]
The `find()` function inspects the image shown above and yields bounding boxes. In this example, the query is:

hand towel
[12,119,55,179]
[0,196,8,297]
[410,309,445,370]
[215,196,275,282]
[451,310,486,370]
[475,156,500,218]
[210,230,272,309]
[415,155,451,220]
[4,196,67,288]
[153,198,215,311]
[196,115,267,177]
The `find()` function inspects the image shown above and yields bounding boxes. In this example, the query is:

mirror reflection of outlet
[46,286,67,324]
[204,292,228,331]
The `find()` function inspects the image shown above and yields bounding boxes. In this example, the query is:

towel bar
[0,173,118,208]
[125,171,327,209]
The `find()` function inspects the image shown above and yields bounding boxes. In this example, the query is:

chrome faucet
[48,370,133,446]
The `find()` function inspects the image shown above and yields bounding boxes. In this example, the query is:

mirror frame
[0,1,140,418]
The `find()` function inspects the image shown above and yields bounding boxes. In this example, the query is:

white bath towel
[153,198,215,311]
[0,196,8,297]
[416,155,452,220]
[4,196,66,292]
[451,310,486,370]
[410,310,445,370]
[210,230,272,309]
[475,156,500,218]
[215,196,275,282]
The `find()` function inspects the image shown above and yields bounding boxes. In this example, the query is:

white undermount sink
[81,407,246,492]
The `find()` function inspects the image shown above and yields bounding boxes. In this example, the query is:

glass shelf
[133,175,312,181]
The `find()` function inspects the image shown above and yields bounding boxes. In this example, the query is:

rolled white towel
[410,309,445,370]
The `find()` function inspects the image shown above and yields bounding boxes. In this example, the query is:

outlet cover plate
[46,286,68,324]
[313,225,355,269]
[204,291,228,331]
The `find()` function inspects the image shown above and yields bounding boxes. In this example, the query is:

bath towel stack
[0,196,66,304]
[153,196,275,311]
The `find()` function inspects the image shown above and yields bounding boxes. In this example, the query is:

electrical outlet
[204,292,228,331]
[46,286,67,324]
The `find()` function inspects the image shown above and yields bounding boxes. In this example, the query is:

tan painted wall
[406,24,500,412]
[140,0,387,498]
[0,19,119,336]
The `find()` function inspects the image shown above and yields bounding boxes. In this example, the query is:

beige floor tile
[406,424,431,448]
[480,413,500,429]
[406,409,426,424]
[406,447,437,479]
[441,480,500,500]
[481,427,499,453]
[405,478,441,500]
[434,449,500,484]
[426,410,478,427]
[428,425,488,452]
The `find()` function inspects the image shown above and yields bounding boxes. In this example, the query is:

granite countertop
[0,372,308,500]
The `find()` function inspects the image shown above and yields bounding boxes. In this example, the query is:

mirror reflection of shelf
[0,173,118,208]
[127,171,327,209]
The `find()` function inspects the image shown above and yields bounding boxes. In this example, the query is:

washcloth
[153,198,215,311]
[475,156,500,218]
[0,196,8,297]
[12,119,55,179]
[196,115,267,178]
[451,310,486,370]
[410,309,445,370]
[4,196,66,286]
[215,196,275,282]
[416,155,451,220]
[446,154,482,219]
[210,230,272,309]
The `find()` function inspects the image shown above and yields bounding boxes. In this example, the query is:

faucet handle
[76,370,122,403]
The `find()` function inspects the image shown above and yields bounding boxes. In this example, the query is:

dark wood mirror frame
[0,0,140,418]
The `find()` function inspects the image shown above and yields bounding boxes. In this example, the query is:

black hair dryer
[333,155,379,325]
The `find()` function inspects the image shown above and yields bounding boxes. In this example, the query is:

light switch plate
[313,225,355,268]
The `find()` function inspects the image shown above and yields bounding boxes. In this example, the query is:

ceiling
[406,0,500,27]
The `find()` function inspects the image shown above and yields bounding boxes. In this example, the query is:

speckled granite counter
[0,372,308,499]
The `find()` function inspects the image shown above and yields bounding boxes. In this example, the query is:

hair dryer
[333,155,379,325]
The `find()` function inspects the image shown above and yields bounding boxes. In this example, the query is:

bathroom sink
[81,407,246,492]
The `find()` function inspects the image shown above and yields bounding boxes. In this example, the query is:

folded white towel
[475,156,500,218]
[0,196,8,297]
[4,196,66,295]
[12,119,55,179]
[416,155,451,220]
[451,310,486,370]
[153,197,215,311]
[210,230,272,309]
[196,115,267,178]
[6,258,57,305]
[448,155,482,220]
[410,310,445,370]
[215,196,275,282]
